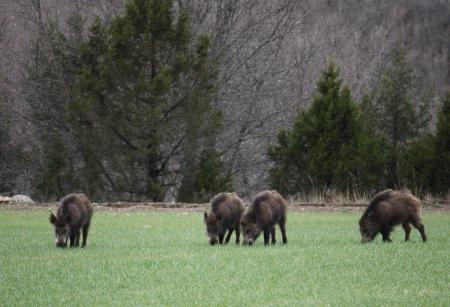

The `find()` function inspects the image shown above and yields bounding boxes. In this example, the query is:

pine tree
[406,92,450,195]
[0,89,15,193]
[268,62,384,195]
[23,11,86,199]
[38,135,79,198]
[404,134,435,193]
[363,48,432,187]
[177,148,233,202]
[432,92,450,194]
[68,0,220,200]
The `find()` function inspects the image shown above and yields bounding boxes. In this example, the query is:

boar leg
[218,233,224,245]
[224,229,234,244]
[235,224,241,244]
[381,227,392,242]
[402,223,411,241]
[279,220,288,244]
[271,227,276,244]
[69,232,76,247]
[263,228,270,245]
[74,229,81,247]
[411,219,427,242]
[82,222,90,247]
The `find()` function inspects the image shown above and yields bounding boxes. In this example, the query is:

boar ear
[49,213,56,225]
[203,211,208,222]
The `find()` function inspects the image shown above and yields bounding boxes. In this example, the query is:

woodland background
[0,0,449,202]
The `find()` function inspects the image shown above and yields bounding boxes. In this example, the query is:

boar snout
[209,238,217,245]
[361,235,372,243]
[244,238,254,246]
[56,241,67,248]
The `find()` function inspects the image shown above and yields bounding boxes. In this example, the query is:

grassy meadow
[0,208,449,306]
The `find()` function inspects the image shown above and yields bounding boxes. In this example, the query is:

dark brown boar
[359,189,427,243]
[49,193,93,248]
[240,190,288,246]
[203,192,245,245]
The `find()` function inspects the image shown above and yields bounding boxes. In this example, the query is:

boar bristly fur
[359,189,427,243]
[241,190,288,246]
[49,193,93,248]
[204,192,245,245]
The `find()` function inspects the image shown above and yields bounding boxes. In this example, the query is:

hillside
[0,0,449,200]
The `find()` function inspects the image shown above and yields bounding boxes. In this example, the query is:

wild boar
[241,190,288,246]
[203,192,245,245]
[359,189,427,243]
[49,193,93,248]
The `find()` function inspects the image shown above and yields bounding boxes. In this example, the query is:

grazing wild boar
[203,192,245,245]
[241,190,288,246]
[359,189,427,243]
[49,193,93,248]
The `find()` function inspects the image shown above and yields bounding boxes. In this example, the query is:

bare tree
[0,0,448,199]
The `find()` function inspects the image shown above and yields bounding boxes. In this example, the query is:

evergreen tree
[37,135,79,198]
[404,134,436,194]
[0,89,15,194]
[268,62,384,195]
[362,48,432,187]
[406,92,450,195]
[434,92,450,194]
[68,0,221,200]
[23,12,85,199]
[177,148,233,202]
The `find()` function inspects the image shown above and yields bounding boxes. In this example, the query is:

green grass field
[0,209,449,306]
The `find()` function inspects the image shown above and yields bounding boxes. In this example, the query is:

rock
[10,195,35,204]
[0,196,12,203]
